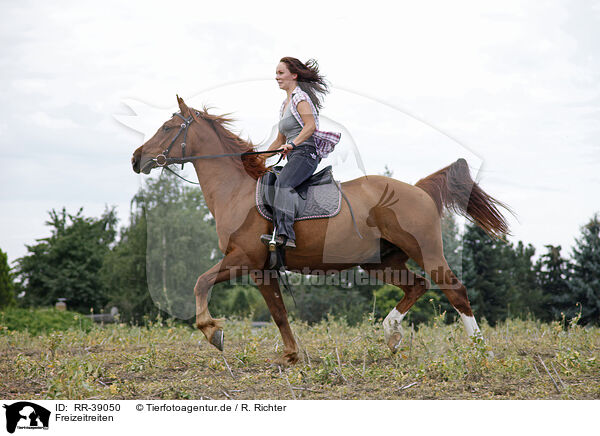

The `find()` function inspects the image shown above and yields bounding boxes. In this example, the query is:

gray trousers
[273,147,321,240]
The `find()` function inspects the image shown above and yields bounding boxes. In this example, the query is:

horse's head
[132,95,201,174]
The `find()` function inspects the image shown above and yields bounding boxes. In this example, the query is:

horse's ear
[176,94,189,115]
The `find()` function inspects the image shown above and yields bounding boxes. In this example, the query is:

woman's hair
[280,57,329,113]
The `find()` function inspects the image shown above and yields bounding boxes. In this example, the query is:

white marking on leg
[458,312,482,339]
[383,308,406,350]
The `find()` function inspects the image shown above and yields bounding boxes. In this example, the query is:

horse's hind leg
[421,253,487,345]
[250,270,299,365]
[361,250,431,352]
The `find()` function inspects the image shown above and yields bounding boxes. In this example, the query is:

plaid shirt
[280,86,341,159]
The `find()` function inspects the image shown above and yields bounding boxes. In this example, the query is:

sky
[1,0,599,266]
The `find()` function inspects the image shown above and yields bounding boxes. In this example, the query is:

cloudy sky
[1,0,599,265]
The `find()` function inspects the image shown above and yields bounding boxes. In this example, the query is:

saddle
[255,165,342,222]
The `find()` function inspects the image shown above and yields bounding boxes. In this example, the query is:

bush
[0,307,93,335]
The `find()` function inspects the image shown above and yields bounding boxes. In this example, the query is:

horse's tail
[415,158,512,238]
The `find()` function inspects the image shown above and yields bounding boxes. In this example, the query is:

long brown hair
[280,57,329,112]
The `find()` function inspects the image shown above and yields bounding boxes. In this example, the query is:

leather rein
[152,112,284,175]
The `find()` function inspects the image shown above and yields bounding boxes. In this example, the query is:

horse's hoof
[273,352,299,366]
[210,329,224,351]
[386,333,403,353]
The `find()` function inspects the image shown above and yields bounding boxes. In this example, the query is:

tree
[537,245,571,321]
[230,287,251,317]
[503,240,544,319]
[461,222,511,325]
[569,214,600,325]
[0,248,15,308]
[381,165,394,178]
[15,208,117,312]
[100,211,157,323]
[101,171,222,322]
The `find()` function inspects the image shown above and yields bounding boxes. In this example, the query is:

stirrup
[261,234,283,251]
[260,228,281,252]
[260,230,296,251]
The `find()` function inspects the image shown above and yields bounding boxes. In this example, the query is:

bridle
[152,111,284,172]
[155,112,193,169]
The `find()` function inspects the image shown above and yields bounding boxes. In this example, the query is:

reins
[155,111,362,240]
[153,111,284,171]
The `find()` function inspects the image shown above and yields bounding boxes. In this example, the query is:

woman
[260,57,341,249]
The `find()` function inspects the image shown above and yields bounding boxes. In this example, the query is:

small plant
[126,345,157,372]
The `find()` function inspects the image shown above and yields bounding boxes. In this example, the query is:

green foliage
[374,283,443,325]
[100,211,157,324]
[277,269,373,325]
[461,223,511,325]
[15,207,117,312]
[0,307,93,335]
[230,286,251,316]
[136,172,219,320]
[291,282,369,325]
[0,248,15,308]
[101,171,220,323]
[381,165,394,178]
[503,240,544,319]
[538,245,572,321]
[568,214,600,325]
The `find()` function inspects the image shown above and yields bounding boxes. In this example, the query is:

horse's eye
[163,126,170,132]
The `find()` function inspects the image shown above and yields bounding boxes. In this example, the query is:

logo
[2,402,50,434]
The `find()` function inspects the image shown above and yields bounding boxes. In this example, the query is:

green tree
[0,248,15,308]
[100,211,156,323]
[569,214,600,325]
[381,165,394,178]
[537,245,571,321]
[230,287,251,316]
[461,222,511,325]
[503,240,544,319]
[101,171,223,322]
[15,208,117,312]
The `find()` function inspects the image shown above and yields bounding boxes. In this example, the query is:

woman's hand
[280,143,294,158]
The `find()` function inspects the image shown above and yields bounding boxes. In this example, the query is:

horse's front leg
[195,249,248,350]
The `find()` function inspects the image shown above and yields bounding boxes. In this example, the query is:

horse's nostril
[132,155,140,173]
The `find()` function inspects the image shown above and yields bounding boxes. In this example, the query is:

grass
[0,314,598,400]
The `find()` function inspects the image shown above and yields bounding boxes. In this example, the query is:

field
[1,314,599,400]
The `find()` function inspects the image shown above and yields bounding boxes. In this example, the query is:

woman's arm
[291,100,316,146]
[261,100,317,160]
[261,130,287,159]
[277,101,317,158]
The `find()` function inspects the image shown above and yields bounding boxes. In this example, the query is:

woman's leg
[273,149,320,241]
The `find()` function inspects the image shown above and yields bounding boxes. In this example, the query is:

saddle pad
[255,165,342,222]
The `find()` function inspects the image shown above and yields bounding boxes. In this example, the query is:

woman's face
[276,62,297,91]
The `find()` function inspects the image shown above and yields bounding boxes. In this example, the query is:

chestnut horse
[131,96,510,365]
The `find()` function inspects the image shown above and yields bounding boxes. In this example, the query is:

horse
[131,95,511,365]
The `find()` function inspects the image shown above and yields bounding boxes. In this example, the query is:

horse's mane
[192,106,269,180]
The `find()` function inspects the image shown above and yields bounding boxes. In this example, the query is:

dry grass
[1,315,598,400]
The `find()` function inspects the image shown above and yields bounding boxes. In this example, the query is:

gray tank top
[278,102,316,149]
